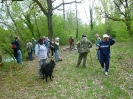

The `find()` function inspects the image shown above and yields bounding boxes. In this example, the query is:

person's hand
[38,58,40,62]
[96,47,99,50]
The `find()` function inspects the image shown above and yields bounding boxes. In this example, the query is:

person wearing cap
[76,35,92,67]
[95,34,101,61]
[54,37,60,62]
[97,34,115,76]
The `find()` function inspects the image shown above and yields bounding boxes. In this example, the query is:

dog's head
[49,59,56,69]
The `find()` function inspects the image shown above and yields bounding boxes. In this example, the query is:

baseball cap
[103,34,109,38]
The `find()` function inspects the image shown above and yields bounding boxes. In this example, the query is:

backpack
[27,43,32,52]
[11,42,16,49]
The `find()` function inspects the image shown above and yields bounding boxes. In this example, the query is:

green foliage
[0,1,132,60]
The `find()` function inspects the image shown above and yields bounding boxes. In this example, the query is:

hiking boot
[105,72,108,76]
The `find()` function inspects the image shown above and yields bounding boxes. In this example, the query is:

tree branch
[105,13,125,22]
[52,0,84,11]
[113,1,125,16]
[33,0,48,16]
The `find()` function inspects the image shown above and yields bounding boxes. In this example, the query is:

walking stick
[89,50,93,67]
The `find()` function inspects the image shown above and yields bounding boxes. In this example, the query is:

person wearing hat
[97,34,115,76]
[54,37,60,62]
[76,35,92,67]
[95,34,101,61]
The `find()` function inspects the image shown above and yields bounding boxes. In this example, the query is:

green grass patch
[0,42,133,99]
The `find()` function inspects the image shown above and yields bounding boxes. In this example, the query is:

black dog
[41,59,56,82]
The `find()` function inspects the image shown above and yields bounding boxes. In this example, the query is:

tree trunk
[47,15,53,40]
[75,0,78,38]
[47,0,53,40]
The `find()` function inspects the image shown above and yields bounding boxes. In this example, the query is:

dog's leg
[52,74,54,78]
[50,75,53,81]
[46,75,48,82]
[42,74,44,79]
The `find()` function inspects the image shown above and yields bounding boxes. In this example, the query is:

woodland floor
[0,42,133,99]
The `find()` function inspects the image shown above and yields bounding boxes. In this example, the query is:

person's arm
[35,44,39,57]
[109,38,115,46]
[97,42,101,50]
[88,40,92,48]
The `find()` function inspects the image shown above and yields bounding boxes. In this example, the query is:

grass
[0,42,133,99]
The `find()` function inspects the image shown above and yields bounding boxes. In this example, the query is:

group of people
[12,36,60,78]
[12,33,115,77]
[76,34,115,76]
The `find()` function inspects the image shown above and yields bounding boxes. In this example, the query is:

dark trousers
[28,52,32,61]
[51,48,55,56]
[100,54,110,72]
[76,52,88,67]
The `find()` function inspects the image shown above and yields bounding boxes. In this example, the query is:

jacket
[98,38,115,55]
[77,38,92,53]
[35,44,47,59]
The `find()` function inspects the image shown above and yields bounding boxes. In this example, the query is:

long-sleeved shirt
[98,38,115,55]
[12,40,21,51]
[35,44,47,59]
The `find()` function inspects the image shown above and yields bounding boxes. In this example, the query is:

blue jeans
[38,59,46,77]
[100,54,110,72]
[28,52,32,61]
[17,50,22,63]
[97,50,100,61]
[55,50,59,61]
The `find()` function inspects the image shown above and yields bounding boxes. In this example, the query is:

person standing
[69,35,74,50]
[50,38,55,57]
[44,37,50,58]
[26,40,33,61]
[97,34,115,76]
[54,37,59,62]
[76,35,92,67]
[32,37,36,55]
[35,37,47,78]
[95,34,101,61]
[12,37,22,64]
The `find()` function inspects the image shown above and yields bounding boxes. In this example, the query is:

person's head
[55,37,59,42]
[43,36,46,40]
[103,34,109,42]
[82,34,86,39]
[15,36,20,41]
[70,35,72,38]
[32,37,35,40]
[95,34,99,39]
[38,37,44,45]
[45,37,48,40]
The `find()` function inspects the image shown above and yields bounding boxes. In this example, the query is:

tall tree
[32,0,83,40]
[96,0,133,37]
